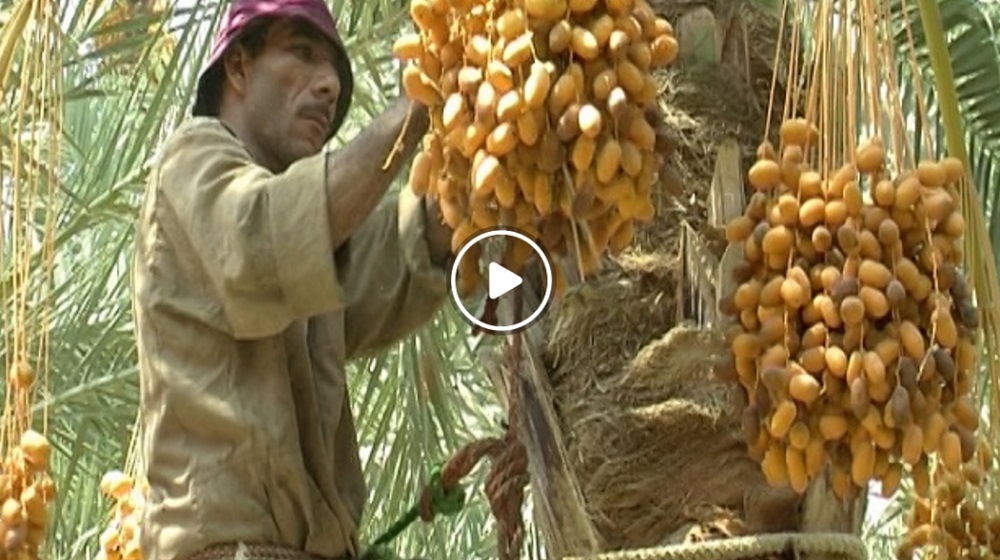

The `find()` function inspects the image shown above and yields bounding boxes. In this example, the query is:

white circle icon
[449,228,553,333]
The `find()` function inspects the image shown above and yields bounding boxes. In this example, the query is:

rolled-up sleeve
[157,121,343,339]
[340,186,449,358]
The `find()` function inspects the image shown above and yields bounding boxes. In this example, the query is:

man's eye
[292,45,313,59]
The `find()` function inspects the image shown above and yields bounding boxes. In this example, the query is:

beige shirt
[132,118,448,560]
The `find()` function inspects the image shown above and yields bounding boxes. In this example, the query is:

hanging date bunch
[897,440,1000,559]
[393,0,678,296]
[718,2,995,551]
[0,413,56,558]
[94,413,147,560]
[726,124,979,497]
[96,470,147,560]
[0,0,65,557]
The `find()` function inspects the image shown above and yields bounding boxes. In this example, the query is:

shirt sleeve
[339,185,450,358]
[156,120,343,339]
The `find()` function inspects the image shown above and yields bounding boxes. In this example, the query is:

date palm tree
[1,0,999,559]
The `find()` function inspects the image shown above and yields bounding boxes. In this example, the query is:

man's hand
[395,97,449,268]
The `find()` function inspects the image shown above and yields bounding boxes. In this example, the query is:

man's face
[226,19,341,170]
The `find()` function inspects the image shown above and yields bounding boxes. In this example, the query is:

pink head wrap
[192,0,354,140]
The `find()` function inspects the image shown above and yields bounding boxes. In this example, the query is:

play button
[449,227,553,334]
[488,262,522,300]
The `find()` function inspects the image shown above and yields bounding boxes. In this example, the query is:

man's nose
[315,63,341,110]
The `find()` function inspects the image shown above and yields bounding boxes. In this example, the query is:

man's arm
[153,120,340,340]
[338,185,453,359]
[151,99,427,340]
[325,97,429,250]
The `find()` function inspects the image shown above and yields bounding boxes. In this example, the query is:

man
[131,1,451,559]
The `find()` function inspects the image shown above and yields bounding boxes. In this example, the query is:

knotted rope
[362,314,530,560]
[563,533,867,560]
[485,326,530,560]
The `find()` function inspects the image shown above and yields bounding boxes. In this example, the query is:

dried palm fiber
[540,3,801,552]
[549,323,804,552]
[630,1,789,254]
[717,0,1000,557]
[0,0,63,557]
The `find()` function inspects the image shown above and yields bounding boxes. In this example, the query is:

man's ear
[222,46,251,96]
